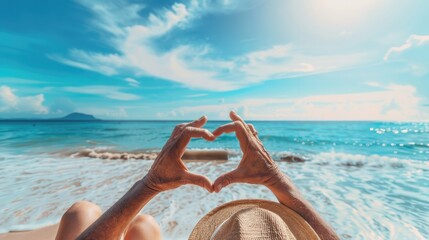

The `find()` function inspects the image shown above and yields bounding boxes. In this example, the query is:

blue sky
[0,0,428,120]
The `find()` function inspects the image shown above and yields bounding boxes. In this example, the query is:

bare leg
[124,215,162,240]
[55,201,102,240]
[55,201,161,240]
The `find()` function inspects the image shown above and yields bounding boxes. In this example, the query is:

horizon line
[0,119,428,123]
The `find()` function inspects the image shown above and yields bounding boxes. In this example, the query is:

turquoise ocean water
[0,121,428,239]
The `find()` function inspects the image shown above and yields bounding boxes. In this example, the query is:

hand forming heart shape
[212,111,282,192]
[143,111,283,194]
[76,113,339,240]
[143,116,215,193]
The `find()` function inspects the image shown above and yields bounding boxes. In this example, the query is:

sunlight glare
[303,0,381,30]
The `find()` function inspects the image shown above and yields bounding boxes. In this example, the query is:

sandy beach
[0,224,58,240]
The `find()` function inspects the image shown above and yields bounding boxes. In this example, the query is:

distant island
[59,112,99,121]
[0,112,100,121]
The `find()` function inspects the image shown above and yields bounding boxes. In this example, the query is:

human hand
[143,116,215,193]
[212,111,284,192]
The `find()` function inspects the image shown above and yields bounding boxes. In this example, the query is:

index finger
[229,111,245,124]
[176,127,215,155]
[230,111,253,135]
[169,116,207,141]
[212,121,250,152]
[186,116,208,128]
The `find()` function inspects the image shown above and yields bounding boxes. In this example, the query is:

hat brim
[189,199,320,240]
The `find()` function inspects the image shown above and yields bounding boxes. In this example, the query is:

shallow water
[0,121,428,239]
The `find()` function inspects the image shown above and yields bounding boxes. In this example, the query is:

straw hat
[189,199,320,240]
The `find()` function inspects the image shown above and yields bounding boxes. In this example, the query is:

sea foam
[0,151,428,239]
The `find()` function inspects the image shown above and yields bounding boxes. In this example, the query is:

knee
[131,214,160,230]
[62,201,102,220]
[125,215,161,240]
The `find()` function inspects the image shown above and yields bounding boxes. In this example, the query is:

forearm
[267,174,339,240]
[77,178,158,240]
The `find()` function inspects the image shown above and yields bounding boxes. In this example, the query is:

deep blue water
[1,121,428,160]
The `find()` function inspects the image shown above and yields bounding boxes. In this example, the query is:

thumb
[185,172,213,193]
[213,169,241,193]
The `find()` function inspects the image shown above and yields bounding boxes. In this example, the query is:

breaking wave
[61,147,429,171]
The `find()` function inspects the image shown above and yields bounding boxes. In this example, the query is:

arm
[212,111,339,240]
[77,179,157,240]
[266,170,339,240]
[77,116,214,240]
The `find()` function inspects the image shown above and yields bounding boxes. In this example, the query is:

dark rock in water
[59,112,98,121]
[341,162,365,167]
[280,155,306,163]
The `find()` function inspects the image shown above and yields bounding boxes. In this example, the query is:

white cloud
[232,45,368,82]
[384,34,429,61]
[64,85,140,101]
[53,1,237,91]
[51,0,371,91]
[49,50,123,76]
[384,34,429,76]
[188,0,260,15]
[184,93,208,98]
[365,81,381,87]
[0,86,49,114]
[170,84,427,121]
[124,77,140,87]
[234,45,315,82]
[75,0,144,37]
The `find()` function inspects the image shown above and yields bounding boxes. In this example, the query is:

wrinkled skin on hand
[212,111,283,192]
[143,116,215,193]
